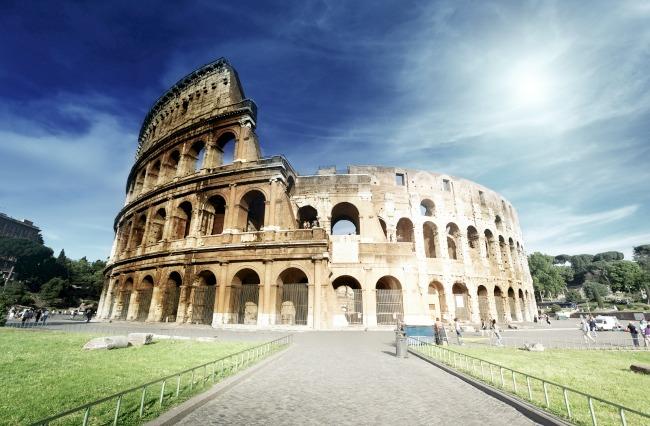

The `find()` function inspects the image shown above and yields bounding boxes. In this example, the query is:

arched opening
[467,226,480,262]
[375,276,403,325]
[132,214,147,248]
[161,272,182,322]
[452,282,470,321]
[297,205,318,229]
[495,215,503,231]
[331,202,360,235]
[378,217,388,241]
[518,288,526,321]
[420,199,436,216]
[507,287,517,320]
[201,195,226,235]
[428,281,447,321]
[509,238,518,272]
[148,160,161,188]
[147,208,166,245]
[189,141,206,172]
[484,229,495,261]
[188,270,217,324]
[499,236,509,269]
[494,286,506,322]
[134,170,146,195]
[173,201,193,239]
[277,268,309,325]
[167,150,181,180]
[332,276,363,325]
[116,278,133,320]
[118,220,132,252]
[136,276,154,321]
[477,285,489,321]
[216,132,236,165]
[238,190,266,232]
[423,222,438,258]
[446,223,460,260]
[230,269,260,324]
[396,218,414,243]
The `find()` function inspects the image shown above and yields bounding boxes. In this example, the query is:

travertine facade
[97,58,537,328]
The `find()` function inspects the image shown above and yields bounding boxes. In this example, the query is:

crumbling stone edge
[408,349,572,426]
[145,346,291,426]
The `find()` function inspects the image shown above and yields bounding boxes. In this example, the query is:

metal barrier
[463,332,647,351]
[31,334,292,425]
[408,337,650,426]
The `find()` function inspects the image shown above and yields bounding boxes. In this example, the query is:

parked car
[594,316,621,331]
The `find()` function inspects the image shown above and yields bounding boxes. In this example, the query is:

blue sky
[1,1,649,261]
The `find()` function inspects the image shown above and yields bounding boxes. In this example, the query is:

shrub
[549,304,562,313]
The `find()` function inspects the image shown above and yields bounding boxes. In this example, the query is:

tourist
[35,309,42,323]
[21,309,33,324]
[628,322,640,347]
[454,318,463,345]
[71,310,77,320]
[545,314,551,326]
[588,315,598,338]
[41,309,50,324]
[490,319,503,346]
[8,307,16,320]
[311,219,319,228]
[85,307,94,323]
[480,319,487,336]
[581,319,595,343]
[643,322,650,349]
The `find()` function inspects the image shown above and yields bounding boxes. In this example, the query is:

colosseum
[97,58,538,329]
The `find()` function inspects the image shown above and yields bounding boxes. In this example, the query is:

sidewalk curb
[408,349,572,426]
[146,346,291,426]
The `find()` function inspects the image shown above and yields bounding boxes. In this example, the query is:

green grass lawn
[0,329,259,424]
[434,345,650,425]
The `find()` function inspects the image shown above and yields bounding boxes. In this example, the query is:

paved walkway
[177,331,538,425]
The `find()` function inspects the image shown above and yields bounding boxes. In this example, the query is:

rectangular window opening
[395,173,405,186]
[443,179,451,192]
[479,191,486,206]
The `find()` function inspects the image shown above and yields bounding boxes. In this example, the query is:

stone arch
[238,190,266,232]
[332,275,363,325]
[495,215,503,231]
[147,160,161,188]
[188,140,206,172]
[331,202,360,235]
[428,281,448,321]
[160,271,182,322]
[499,236,509,269]
[118,218,133,253]
[134,169,146,195]
[298,205,318,228]
[172,201,193,239]
[509,237,517,272]
[378,217,388,241]
[187,270,217,325]
[375,276,404,325]
[484,229,495,262]
[276,267,309,325]
[115,278,133,320]
[147,208,166,245]
[135,275,154,321]
[446,223,460,260]
[423,222,438,258]
[420,199,435,216]
[167,149,181,181]
[230,268,261,324]
[494,286,506,322]
[452,282,470,321]
[131,213,147,248]
[216,132,236,166]
[507,287,517,320]
[477,285,489,322]
[518,288,526,321]
[201,194,226,235]
[396,217,414,243]
[467,226,480,262]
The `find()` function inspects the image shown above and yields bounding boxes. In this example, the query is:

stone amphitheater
[97,58,537,329]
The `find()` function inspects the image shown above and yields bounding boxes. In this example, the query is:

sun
[510,63,550,107]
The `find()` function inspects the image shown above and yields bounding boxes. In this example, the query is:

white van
[594,316,621,331]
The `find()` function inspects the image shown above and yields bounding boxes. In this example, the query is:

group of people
[300,219,320,229]
[430,317,504,346]
[627,319,650,348]
[8,307,50,324]
[579,315,599,343]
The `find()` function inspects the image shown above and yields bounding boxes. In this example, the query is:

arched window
[173,201,193,239]
[201,195,226,235]
[189,141,206,172]
[446,223,460,260]
[216,132,236,165]
[231,268,261,325]
[188,270,218,324]
[331,202,360,235]
[161,271,182,322]
[148,160,161,188]
[484,229,494,258]
[452,283,470,321]
[375,276,403,325]
[332,275,363,325]
[298,205,318,228]
[147,208,166,244]
[239,190,266,232]
[420,199,435,216]
[427,281,447,320]
[396,218,414,243]
[136,276,154,321]
[277,268,309,325]
[132,214,147,247]
[168,150,181,180]
[495,215,503,231]
[134,170,146,194]
[467,226,480,262]
[118,219,133,252]
[477,285,489,321]
[423,222,437,258]
[378,217,388,240]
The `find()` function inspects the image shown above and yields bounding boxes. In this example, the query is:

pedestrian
[581,319,595,343]
[491,319,503,346]
[35,309,42,323]
[588,315,598,338]
[643,322,650,349]
[533,315,538,323]
[480,319,487,337]
[626,322,639,347]
[454,318,463,345]
[41,309,50,324]
[545,314,551,325]
[85,307,94,323]
[71,310,77,320]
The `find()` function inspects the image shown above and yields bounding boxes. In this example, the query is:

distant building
[0,212,41,242]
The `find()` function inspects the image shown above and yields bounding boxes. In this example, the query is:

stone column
[215,262,229,325]
[259,260,273,326]
[175,285,191,323]
[469,289,480,323]
[312,257,323,329]
[263,178,279,231]
[125,290,138,321]
[224,183,238,232]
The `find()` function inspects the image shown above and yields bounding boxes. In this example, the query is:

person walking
[627,322,640,347]
[581,319,595,343]
[84,307,94,323]
[480,319,487,337]
[643,322,650,349]
[588,315,598,338]
[545,314,551,326]
[454,318,463,345]
[490,319,503,346]
[34,309,42,323]
[41,309,50,324]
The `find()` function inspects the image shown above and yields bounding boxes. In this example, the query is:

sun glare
[510,63,550,107]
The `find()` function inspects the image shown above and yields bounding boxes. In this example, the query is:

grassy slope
[0,329,254,424]
[454,346,650,414]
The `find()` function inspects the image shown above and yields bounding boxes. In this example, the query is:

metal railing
[460,333,648,351]
[32,335,292,425]
[408,337,650,426]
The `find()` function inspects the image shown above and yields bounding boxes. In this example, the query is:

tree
[583,281,609,308]
[40,277,73,307]
[565,289,583,304]
[2,281,32,306]
[528,252,568,299]
[593,251,624,262]
[0,237,64,291]
[606,260,642,293]
[633,245,650,304]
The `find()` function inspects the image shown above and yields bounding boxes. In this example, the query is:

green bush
[0,295,7,326]
[549,304,562,313]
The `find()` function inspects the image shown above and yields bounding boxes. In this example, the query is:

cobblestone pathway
[177,331,538,425]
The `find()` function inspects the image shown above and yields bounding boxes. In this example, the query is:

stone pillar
[175,285,191,323]
[125,290,138,321]
[235,119,260,162]
[469,289,480,323]
[203,138,218,169]
[487,288,498,322]
[259,260,273,326]
[224,183,238,232]
[214,262,229,325]
[312,257,323,329]
[263,178,279,231]
[98,280,113,319]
